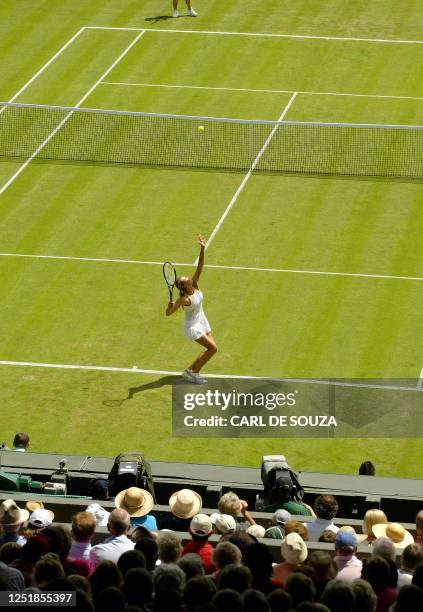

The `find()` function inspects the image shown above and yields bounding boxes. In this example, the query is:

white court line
[0,359,420,392]
[0,252,423,282]
[0,30,146,197]
[85,25,423,45]
[418,368,423,390]
[101,81,423,103]
[198,92,298,262]
[0,27,85,117]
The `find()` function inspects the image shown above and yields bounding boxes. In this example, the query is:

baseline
[85,25,423,46]
[0,359,420,393]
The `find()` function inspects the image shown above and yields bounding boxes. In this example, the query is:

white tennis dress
[183,290,211,341]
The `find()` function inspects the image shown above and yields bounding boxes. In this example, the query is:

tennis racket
[163,261,177,301]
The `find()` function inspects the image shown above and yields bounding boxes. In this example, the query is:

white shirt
[89,534,134,567]
[397,568,413,588]
[305,518,339,541]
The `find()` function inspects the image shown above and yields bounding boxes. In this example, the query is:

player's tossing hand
[198,235,207,248]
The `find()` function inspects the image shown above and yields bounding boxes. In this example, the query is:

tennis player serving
[166,236,217,384]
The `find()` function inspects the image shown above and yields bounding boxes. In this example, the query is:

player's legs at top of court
[172,0,198,17]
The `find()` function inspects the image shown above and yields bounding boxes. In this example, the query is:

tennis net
[1,101,423,179]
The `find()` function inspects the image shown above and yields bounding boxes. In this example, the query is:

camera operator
[262,472,314,516]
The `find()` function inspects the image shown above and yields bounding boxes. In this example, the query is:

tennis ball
[198,125,205,132]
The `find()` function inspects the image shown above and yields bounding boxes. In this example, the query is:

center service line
[418,367,423,390]
[0,27,86,117]
[0,359,420,393]
[195,92,298,263]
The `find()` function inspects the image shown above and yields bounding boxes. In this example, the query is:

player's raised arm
[192,235,206,288]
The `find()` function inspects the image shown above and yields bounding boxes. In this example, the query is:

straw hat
[115,487,154,517]
[169,489,202,519]
[26,501,44,513]
[0,499,29,525]
[372,522,414,548]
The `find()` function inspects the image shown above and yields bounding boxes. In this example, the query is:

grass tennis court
[0,1,422,477]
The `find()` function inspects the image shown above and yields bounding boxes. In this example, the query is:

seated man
[264,509,292,539]
[12,433,29,452]
[333,531,362,582]
[157,531,182,565]
[272,532,308,585]
[89,508,134,567]
[0,500,29,547]
[115,487,157,530]
[70,512,97,565]
[182,514,214,574]
[262,483,313,517]
[306,495,339,541]
[397,543,423,587]
[159,489,202,531]
[359,461,376,476]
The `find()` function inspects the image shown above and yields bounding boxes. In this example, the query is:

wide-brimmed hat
[26,501,44,513]
[338,525,368,544]
[372,522,414,548]
[28,508,55,528]
[169,489,202,519]
[281,532,308,564]
[115,487,154,518]
[0,499,29,525]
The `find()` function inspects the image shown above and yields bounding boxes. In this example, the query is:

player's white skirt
[184,314,212,341]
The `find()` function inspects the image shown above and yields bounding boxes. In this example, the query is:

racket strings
[163,262,176,286]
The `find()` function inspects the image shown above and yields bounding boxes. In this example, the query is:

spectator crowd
[1,485,423,612]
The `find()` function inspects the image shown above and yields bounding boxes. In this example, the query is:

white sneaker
[191,372,207,384]
[188,8,198,16]
[182,368,196,382]
[172,9,179,17]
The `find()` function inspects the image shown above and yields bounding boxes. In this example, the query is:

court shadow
[145,15,177,22]
[103,375,178,407]
[128,375,178,398]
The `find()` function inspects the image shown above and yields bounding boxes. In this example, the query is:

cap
[335,530,357,549]
[211,513,236,534]
[281,532,308,564]
[190,514,212,536]
[29,508,54,528]
[273,509,291,525]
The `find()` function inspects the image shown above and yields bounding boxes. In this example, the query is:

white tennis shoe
[191,372,207,384]
[172,10,179,17]
[188,8,198,16]
[182,368,196,382]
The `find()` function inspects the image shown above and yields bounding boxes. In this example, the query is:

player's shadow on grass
[145,15,178,23]
[103,375,178,407]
